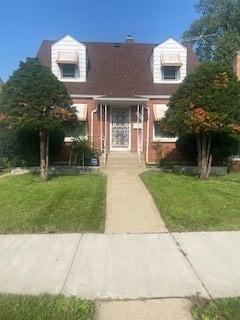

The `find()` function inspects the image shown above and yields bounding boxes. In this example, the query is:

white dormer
[51,34,87,82]
[150,37,187,84]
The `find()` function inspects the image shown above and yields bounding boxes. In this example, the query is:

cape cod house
[37,34,199,165]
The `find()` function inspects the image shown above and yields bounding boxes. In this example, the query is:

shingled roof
[37,39,199,98]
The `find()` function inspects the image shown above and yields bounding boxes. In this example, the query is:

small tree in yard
[0,57,74,180]
[160,62,240,180]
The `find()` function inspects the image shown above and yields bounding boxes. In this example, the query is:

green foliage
[183,0,240,64]
[162,61,240,136]
[0,57,75,180]
[192,297,240,320]
[215,31,240,65]
[162,61,240,179]
[0,126,65,167]
[176,133,240,165]
[70,138,99,166]
[0,293,94,320]
[0,57,73,131]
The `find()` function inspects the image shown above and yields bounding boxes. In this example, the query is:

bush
[0,126,65,167]
[70,138,99,166]
[176,132,240,165]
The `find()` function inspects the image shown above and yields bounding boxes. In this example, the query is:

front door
[110,108,130,151]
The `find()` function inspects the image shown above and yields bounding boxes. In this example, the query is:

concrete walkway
[101,152,167,233]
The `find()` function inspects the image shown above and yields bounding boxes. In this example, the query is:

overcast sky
[0,0,199,82]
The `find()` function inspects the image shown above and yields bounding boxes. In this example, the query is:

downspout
[100,104,103,153]
[141,104,144,152]
[144,105,150,164]
[91,105,98,147]
[104,104,108,166]
[137,104,140,166]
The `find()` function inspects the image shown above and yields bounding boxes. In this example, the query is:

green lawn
[192,297,240,320]
[141,172,240,232]
[0,293,94,320]
[0,174,106,233]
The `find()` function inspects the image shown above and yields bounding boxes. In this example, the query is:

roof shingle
[37,39,199,98]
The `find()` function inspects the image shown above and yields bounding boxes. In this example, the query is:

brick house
[37,34,199,165]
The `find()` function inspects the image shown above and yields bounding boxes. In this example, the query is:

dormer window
[162,66,180,80]
[150,39,187,84]
[51,35,87,82]
[56,51,79,79]
[161,53,182,81]
[61,64,78,78]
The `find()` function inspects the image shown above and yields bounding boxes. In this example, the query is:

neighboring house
[37,34,199,164]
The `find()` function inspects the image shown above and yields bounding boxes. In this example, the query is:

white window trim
[64,128,88,142]
[161,66,181,82]
[153,104,177,142]
[60,63,79,80]
[153,123,178,143]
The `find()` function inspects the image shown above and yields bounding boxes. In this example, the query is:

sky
[0,0,199,82]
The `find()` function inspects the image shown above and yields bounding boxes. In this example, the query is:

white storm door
[110,108,131,151]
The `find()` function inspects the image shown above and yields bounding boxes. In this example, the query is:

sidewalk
[1,232,240,298]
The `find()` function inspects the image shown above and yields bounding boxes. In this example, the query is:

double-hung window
[62,64,77,78]
[161,54,182,81]
[162,66,180,80]
[64,104,88,142]
[56,51,79,79]
[153,104,177,142]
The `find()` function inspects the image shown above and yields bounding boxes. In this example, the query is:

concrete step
[100,152,146,173]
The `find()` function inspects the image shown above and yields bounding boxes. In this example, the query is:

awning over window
[161,54,182,66]
[153,104,168,121]
[56,51,78,64]
[73,103,87,121]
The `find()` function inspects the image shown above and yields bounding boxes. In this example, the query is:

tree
[160,62,240,179]
[176,132,240,165]
[182,0,240,64]
[0,58,74,180]
[0,125,65,167]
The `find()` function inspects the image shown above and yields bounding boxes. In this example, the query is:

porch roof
[94,97,149,106]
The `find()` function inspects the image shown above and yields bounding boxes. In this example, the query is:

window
[61,64,78,78]
[64,122,87,142]
[162,66,180,80]
[153,122,177,142]
[154,122,169,140]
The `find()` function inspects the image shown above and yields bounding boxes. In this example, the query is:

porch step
[100,152,146,174]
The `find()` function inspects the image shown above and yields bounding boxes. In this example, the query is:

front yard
[1,171,239,233]
[0,173,106,234]
[141,172,240,232]
[0,171,240,319]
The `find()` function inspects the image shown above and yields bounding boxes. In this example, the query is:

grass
[141,172,240,232]
[192,297,240,320]
[0,173,106,233]
[0,168,11,176]
[0,293,94,320]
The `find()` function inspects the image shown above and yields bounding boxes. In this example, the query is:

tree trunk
[196,132,212,180]
[39,128,49,181]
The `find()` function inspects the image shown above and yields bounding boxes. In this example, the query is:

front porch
[93,97,148,166]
